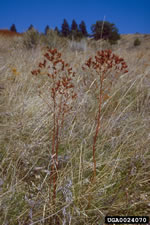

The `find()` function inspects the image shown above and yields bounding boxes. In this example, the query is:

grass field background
[0,30,150,224]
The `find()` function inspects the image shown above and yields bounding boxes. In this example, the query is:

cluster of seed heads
[32,48,77,111]
[83,49,128,74]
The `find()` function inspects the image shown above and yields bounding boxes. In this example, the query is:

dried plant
[31,48,77,204]
[82,49,128,181]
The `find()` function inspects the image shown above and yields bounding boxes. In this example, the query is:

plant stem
[51,95,56,204]
[92,74,103,180]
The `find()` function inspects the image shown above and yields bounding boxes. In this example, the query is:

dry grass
[0,34,150,224]
[0,30,23,53]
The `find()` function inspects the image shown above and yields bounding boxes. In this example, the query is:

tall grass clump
[134,38,141,47]
[68,39,87,52]
[23,29,40,49]
[41,29,66,49]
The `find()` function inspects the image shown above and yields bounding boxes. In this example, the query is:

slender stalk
[51,94,56,203]
[92,74,103,180]
[55,95,63,165]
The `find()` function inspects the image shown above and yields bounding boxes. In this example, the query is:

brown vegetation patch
[0,29,22,37]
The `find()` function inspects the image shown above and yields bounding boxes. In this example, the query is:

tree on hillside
[70,19,79,39]
[54,26,60,35]
[71,19,78,32]
[91,21,120,43]
[45,25,50,35]
[28,24,34,31]
[61,19,70,37]
[79,20,88,37]
[10,24,17,32]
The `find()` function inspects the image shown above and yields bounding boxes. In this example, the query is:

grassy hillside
[0,31,150,224]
